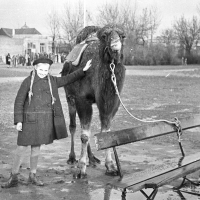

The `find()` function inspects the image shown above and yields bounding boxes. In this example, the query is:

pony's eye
[101,34,106,40]
[121,34,126,39]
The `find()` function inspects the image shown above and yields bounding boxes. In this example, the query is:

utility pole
[83,0,86,28]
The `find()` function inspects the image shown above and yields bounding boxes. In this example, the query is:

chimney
[12,29,15,37]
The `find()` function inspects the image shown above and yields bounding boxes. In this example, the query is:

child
[2,57,91,188]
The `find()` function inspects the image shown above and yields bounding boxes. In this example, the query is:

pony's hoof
[78,173,87,179]
[73,172,87,179]
[105,169,119,176]
[93,156,101,164]
[67,158,78,165]
[88,156,101,167]
[105,161,118,176]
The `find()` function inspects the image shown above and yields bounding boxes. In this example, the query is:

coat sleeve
[55,68,85,88]
[14,78,29,125]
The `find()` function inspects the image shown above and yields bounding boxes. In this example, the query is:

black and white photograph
[1,0,200,199]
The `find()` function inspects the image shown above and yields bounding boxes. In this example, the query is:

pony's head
[97,25,126,64]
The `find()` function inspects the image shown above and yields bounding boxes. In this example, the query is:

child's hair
[28,69,56,105]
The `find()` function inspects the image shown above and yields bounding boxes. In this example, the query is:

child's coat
[14,68,85,146]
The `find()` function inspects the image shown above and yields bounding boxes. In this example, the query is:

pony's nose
[111,40,122,51]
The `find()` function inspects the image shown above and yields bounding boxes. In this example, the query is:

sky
[0,0,199,36]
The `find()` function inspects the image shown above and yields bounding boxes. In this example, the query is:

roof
[0,28,12,37]
[15,28,41,35]
[21,23,29,29]
[0,27,41,37]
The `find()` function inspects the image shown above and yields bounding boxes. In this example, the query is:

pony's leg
[102,128,118,176]
[100,115,118,176]
[78,128,90,178]
[67,96,78,165]
[87,143,101,167]
[75,99,93,178]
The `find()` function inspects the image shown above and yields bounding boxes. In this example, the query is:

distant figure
[6,53,11,68]
[182,57,184,65]
[25,53,28,66]
[185,58,187,65]
[12,55,17,67]
[21,55,26,66]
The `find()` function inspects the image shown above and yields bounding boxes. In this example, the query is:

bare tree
[157,28,177,64]
[96,2,120,26]
[136,7,160,46]
[61,0,84,49]
[95,1,161,65]
[159,28,176,45]
[96,0,137,28]
[197,3,200,15]
[173,16,200,56]
[137,8,150,46]
[47,10,60,54]
[148,6,161,43]
[96,0,138,52]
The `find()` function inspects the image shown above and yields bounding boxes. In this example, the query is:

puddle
[90,187,188,200]
[187,127,200,132]
[119,154,164,165]
[143,102,163,110]
[90,188,146,200]
[172,108,190,113]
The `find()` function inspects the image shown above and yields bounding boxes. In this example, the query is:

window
[40,43,45,53]
[28,42,35,49]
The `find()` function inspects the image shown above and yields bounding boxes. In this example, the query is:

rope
[110,62,185,155]
[109,62,177,125]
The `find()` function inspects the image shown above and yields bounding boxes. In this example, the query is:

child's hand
[16,122,22,131]
[83,59,92,71]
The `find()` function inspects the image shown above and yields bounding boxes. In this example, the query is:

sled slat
[95,114,200,200]
[94,114,200,150]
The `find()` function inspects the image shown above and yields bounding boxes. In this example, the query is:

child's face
[35,63,50,78]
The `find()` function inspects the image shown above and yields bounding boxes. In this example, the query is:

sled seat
[65,36,98,66]
[94,114,200,200]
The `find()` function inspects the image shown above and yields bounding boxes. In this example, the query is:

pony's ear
[115,27,125,39]
[97,29,102,40]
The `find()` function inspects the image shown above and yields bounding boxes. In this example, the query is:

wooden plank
[108,152,200,193]
[94,114,200,150]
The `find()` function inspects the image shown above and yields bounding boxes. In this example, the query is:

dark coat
[6,54,11,65]
[14,68,85,146]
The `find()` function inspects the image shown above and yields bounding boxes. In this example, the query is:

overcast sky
[0,0,199,36]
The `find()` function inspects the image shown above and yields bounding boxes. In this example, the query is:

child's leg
[12,145,28,174]
[28,145,44,186]
[1,145,28,188]
[30,145,40,173]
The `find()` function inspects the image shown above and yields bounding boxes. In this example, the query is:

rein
[109,61,181,126]
[109,61,185,156]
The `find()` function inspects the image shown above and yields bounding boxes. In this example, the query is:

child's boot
[1,173,18,188]
[28,172,44,186]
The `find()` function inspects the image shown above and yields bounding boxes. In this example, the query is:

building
[0,23,52,57]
